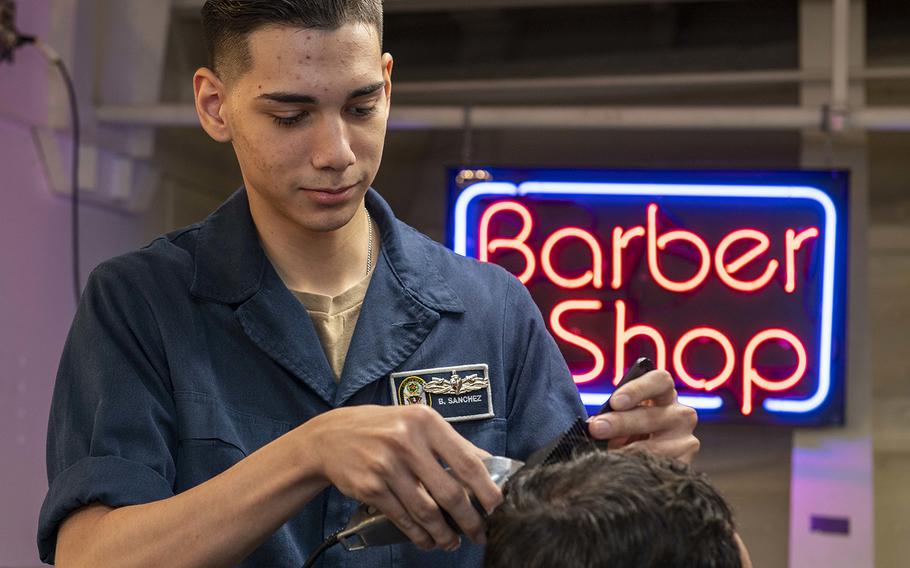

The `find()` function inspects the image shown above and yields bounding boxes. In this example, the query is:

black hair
[201,0,383,79]
[485,449,743,568]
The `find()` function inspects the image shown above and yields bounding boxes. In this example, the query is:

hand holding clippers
[336,359,656,542]
[335,456,524,551]
[301,456,523,567]
[306,358,655,567]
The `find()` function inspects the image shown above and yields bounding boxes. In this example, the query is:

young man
[38,1,699,566]
[484,449,753,568]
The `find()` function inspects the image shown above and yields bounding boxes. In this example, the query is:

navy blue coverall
[38,188,586,567]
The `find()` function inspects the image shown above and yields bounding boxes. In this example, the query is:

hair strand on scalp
[485,448,743,568]
[201,0,384,81]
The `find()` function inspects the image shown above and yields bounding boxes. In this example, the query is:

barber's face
[214,23,392,234]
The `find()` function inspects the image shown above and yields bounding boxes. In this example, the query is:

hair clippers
[336,455,524,551]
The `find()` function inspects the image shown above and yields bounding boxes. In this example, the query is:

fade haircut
[485,449,742,568]
[201,0,384,80]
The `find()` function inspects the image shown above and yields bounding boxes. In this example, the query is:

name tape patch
[390,364,494,422]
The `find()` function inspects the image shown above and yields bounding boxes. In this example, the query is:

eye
[348,105,378,118]
[272,112,308,128]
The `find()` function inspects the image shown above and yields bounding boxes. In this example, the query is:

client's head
[485,448,748,568]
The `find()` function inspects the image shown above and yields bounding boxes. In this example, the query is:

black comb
[523,357,656,468]
[523,416,592,468]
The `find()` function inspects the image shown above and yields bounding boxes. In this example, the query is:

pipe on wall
[95,103,910,132]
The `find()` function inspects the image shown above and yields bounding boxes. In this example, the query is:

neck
[250,200,372,297]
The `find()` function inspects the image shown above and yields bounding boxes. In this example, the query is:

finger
[609,370,677,409]
[605,436,630,450]
[589,404,684,440]
[409,453,488,545]
[435,447,501,525]
[473,447,493,461]
[623,434,701,464]
[386,467,461,550]
[422,416,503,519]
[369,489,437,550]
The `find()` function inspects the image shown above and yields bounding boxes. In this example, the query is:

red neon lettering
[541,227,604,289]
[611,226,646,289]
[742,329,807,415]
[714,229,780,293]
[479,201,536,284]
[672,327,735,391]
[647,204,711,293]
[785,227,820,293]
[613,299,667,385]
[550,300,606,384]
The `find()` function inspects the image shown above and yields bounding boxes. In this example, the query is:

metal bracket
[32,125,159,213]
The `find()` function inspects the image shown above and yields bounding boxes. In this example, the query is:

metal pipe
[96,104,199,127]
[97,104,821,130]
[93,64,910,129]
[394,70,811,95]
[93,51,910,134]
[853,108,910,131]
[859,66,910,81]
[394,66,910,97]
[831,0,850,113]
[97,103,910,132]
[389,106,820,130]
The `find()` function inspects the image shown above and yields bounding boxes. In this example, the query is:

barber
[39,1,698,567]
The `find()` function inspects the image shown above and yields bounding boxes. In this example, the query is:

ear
[381,53,394,109]
[193,67,232,143]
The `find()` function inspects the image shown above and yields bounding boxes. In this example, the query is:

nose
[310,114,356,172]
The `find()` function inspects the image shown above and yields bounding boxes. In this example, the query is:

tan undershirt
[291,223,378,382]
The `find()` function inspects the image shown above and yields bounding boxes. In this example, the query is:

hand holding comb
[523,357,656,468]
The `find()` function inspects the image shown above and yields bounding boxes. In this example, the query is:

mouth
[297,182,361,206]
[300,183,358,194]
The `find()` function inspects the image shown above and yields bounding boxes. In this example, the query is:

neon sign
[448,169,847,425]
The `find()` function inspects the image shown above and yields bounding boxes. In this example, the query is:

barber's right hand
[304,404,502,551]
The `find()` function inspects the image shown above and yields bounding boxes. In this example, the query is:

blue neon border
[446,168,847,425]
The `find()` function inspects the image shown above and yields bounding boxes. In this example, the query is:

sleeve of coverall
[37,261,178,564]
[502,275,587,461]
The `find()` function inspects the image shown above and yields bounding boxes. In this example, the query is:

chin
[295,207,361,234]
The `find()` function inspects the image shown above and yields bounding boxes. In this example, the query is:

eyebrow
[257,81,385,104]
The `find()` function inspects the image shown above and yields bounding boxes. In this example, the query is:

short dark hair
[201,0,384,79]
[485,449,742,568]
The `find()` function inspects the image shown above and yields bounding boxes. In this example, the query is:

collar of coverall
[189,186,465,315]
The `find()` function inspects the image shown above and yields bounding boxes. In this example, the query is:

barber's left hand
[587,369,700,463]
